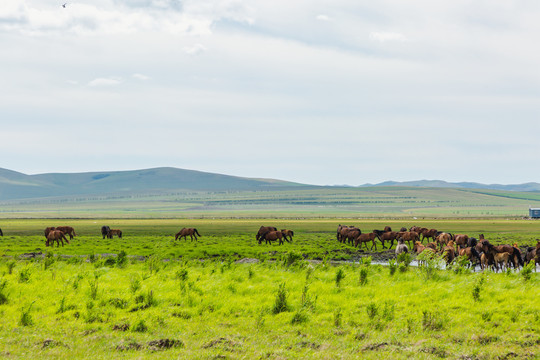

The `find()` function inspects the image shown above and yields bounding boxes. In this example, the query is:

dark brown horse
[379,231,399,249]
[107,229,123,239]
[175,228,200,241]
[481,240,523,270]
[46,230,69,247]
[0,228,3,236]
[257,226,277,242]
[383,226,392,232]
[56,226,76,240]
[525,247,539,271]
[101,226,111,239]
[281,229,294,242]
[258,230,285,245]
[340,227,361,246]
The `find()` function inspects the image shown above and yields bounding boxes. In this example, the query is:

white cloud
[88,77,122,87]
[132,73,151,80]
[369,31,406,42]
[315,14,332,21]
[183,43,207,55]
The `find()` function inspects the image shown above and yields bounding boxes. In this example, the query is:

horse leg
[371,240,377,251]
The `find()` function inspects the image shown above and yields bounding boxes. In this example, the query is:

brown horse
[442,241,456,265]
[257,226,277,242]
[525,247,539,271]
[108,229,123,239]
[46,230,69,247]
[379,231,399,249]
[354,232,378,250]
[426,242,438,250]
[56,226,76,240]
[342,227,362,246]
[453,234,469,250]
[494,252,511,272]
[383,226,392,232]
[409,226,421,233]
[413,241,436,255]
[258,230,285,245]
[420,228,438,242]
[281,229,294,242]
[44,227,56,239]
[175,228,200,241]
[458,247,481,267]
[397,231,419,247]
[435,232,452,250]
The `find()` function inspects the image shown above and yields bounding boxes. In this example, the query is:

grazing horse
[458,247,482,268]
[442,241,456,265]
[175,228,200,241]
[395,239,408,255]
[453,234,469,250]
[342,227,362,246]
[107,229,123,239]
[258,230,285,245]
[420,228,438,242]
[413,241,436,255]
[354,232,378,250]
[281,229,294,242]
[46,230,69,247]
[379,231,399,249]
[397,231,419,247]
[101,226,111,239]
[56,226,76,240]
[435,232,452,250]
[257,226,277,242]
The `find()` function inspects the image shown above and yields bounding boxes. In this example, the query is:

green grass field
[0,256,537,359]
[0,218,539,359]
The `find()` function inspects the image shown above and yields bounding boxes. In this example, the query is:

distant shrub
[335,268,346,287]
[359,266,368,286]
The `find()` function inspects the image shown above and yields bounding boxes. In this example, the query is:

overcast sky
[1,0,539,185]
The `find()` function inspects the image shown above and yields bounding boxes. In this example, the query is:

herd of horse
[0,223,538,271]
[336,224,540,271]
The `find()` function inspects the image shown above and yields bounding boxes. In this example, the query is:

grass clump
[272,282,290,314]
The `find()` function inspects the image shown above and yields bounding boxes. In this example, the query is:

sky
[1,0,539,186]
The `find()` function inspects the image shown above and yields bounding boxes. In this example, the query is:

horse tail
[0,228,3,236]
[471,247,481,262]
[513,247,523,266]
[194,228,201,237]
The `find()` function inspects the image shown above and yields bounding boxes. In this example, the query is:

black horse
[0,228,3,236]
[101,226,110,239]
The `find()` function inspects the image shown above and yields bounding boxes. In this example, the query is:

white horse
[395,238,409,255]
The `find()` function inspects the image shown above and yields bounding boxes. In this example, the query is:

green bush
[272,283,290,314]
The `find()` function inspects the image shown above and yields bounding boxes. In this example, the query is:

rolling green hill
[1,167,539,218]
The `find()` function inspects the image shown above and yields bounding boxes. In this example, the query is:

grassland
[0,219,539,359]
[2,186,540,218]
[1,219,540,260]
[0,255,537,359]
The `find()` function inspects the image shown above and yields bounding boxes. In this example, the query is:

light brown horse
[442,241,456,265]
[258,230,285,245]
[458,247,482,267]
[175,228,200,241]
[453,234,469,250]
[525,247,539,271]
[435,232,452,250]
[46,230,69,247]
[281,229,294,242]
[494,252,511,272]
[55,226,76,240]
[107,229,123,239]
[257,226,277,242]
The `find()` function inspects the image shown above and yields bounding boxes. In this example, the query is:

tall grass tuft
[18,267,31,283]
[0,279,8,305]
[417,251,445,280]
[335,268,346,287]
[88,273,100,300]
[521,261,534,282]
[116,250,128,268]
[19,302,35,327]
[6,260,16,275]
[472,274,486,302]
[358,266,368,286]
[333,307,342,327]
[388,259,397,276]
[272,282,290,314]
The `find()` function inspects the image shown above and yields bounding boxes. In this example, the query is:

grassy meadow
[0,218,539,359]
[0,255,538,359]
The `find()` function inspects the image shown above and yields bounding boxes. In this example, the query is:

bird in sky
[62,3,67,8]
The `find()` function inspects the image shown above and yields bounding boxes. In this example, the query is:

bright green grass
[0,258,537,359]
[1,219,540,260]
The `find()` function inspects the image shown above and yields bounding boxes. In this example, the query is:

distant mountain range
[362,180,540,192]
[0,167,539,201]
